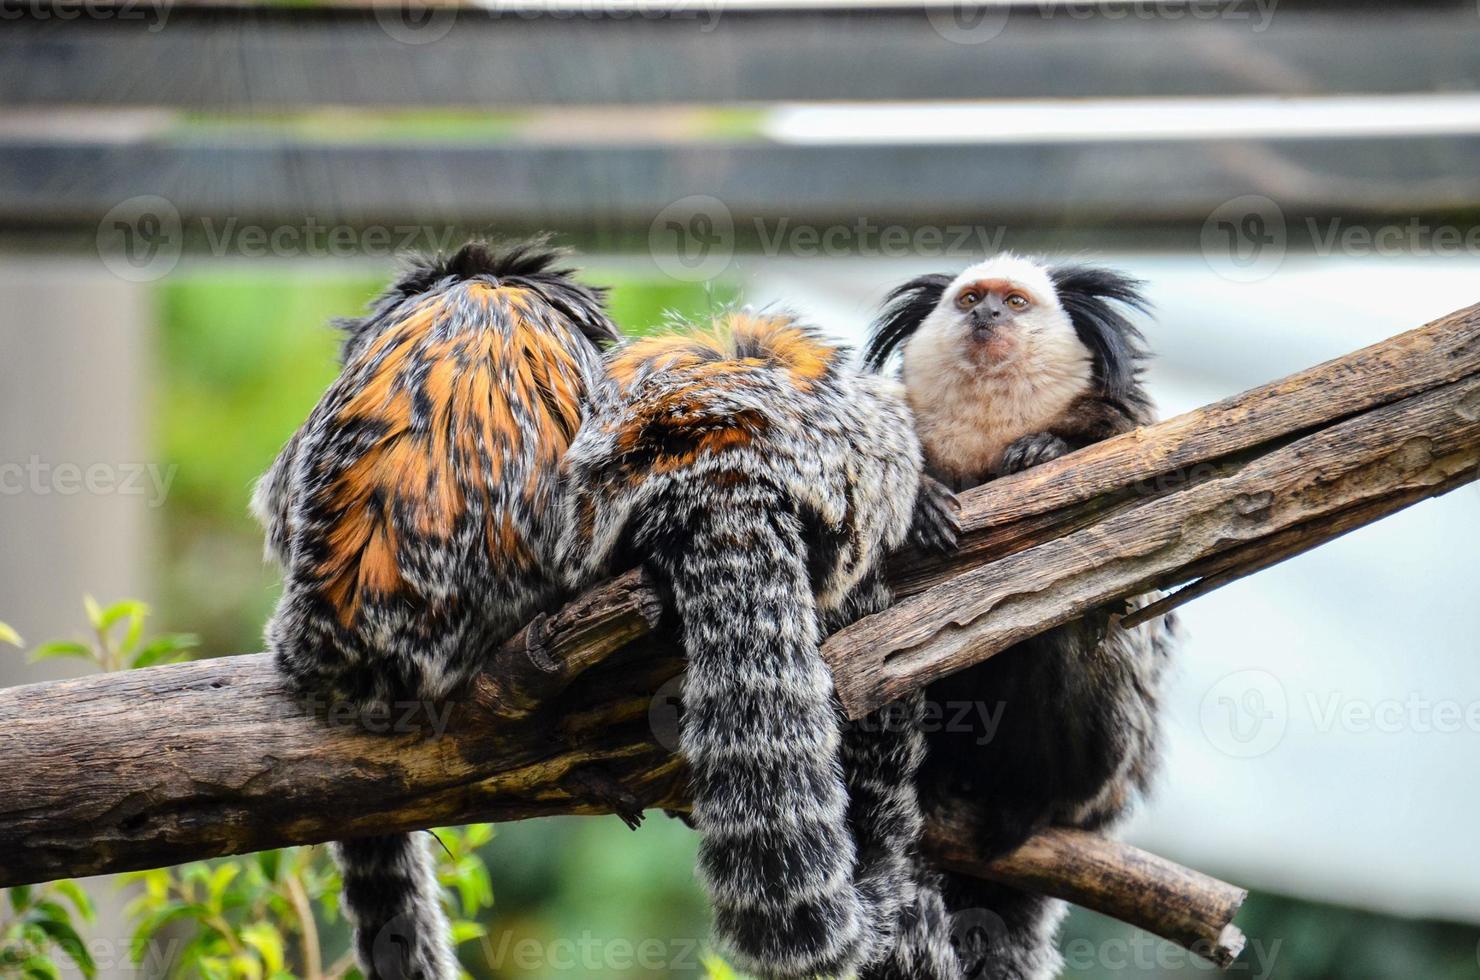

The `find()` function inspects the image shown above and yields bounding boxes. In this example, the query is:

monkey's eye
[1006,294,1029,310]
[955,290,981,310]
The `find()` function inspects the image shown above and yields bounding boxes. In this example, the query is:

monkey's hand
[997,432,1070,476]
[908,475,961,555]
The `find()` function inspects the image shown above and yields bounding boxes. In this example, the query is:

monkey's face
[949,277,1041,364]
[904,256,1087,380]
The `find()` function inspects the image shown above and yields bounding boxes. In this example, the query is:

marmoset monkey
[559,312,963,980]
[254,241,618,980]
[865,255,1178,980]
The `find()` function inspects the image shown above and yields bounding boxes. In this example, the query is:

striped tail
[334,833,456,980]
[665,498,867,980]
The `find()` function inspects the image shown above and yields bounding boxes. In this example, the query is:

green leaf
[207,864,240,907]
[459,823,494,851]
[27,641,92,663]
[120,610,146,658]
[702,954,741,980]
[181,862,213,893]
[230,951,264,979]
[9,885,33,913]
[0,621,23,647]
[31,917,94,979]
[239,923,284,973]
[255,850,280,884]
[21,955,61,980]
[449,921,485,945]
[130,634,200,669]
[143,868,172,902]
[51,881,95,924]
[82,595,103,630]
[27,899,72,925]
[130,903,206,963]
[97,600,149,633]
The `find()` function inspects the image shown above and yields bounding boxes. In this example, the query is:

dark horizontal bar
[4,136,1478,241]
[3,3,1480,108]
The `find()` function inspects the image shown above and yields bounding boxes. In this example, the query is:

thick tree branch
[0,650,1245,965]
[3,303,1476,968]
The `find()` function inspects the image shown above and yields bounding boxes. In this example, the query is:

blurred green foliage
[26,595,197,673]
[4,600,500,980]
[1,880,97,979]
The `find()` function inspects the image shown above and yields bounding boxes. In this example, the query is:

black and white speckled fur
[558,313,962,980]
[253,241,617,980]
[866,255,1178,980]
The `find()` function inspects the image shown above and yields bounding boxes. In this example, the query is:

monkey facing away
[253,241,618,980]
[557,312,964,980]
[865,254,1178,980]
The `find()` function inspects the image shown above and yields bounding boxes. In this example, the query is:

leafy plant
[26,596,198,673]
[118,827,495,979]
[5,598,496,979]
[0,882,97,979]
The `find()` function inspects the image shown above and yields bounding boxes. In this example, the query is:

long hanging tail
[663,496,867,980]
[334,833,456,980]
[845,699,965,980]
[833,574,963,980]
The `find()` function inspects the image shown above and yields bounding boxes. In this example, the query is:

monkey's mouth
[966,319,1015,364]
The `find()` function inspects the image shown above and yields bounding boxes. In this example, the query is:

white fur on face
[900,254,1093,484]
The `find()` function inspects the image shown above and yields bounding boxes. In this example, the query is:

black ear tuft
[1049,264,1150,403]
[863,274,953,372]
[336,237,618,363]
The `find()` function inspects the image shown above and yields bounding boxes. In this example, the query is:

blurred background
[3,0,1480,977]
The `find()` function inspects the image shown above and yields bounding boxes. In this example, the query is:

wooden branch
[924,805,1247,968]
[0,651,1245,965]
[4,304,1476,967]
